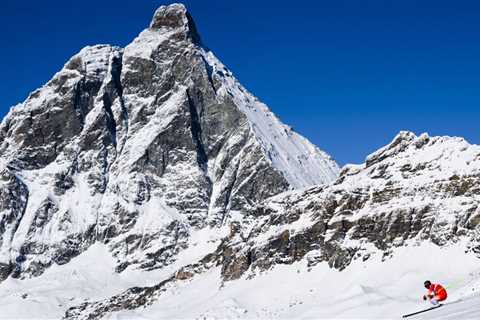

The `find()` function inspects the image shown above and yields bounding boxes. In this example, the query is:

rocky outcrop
[0,164,29,280]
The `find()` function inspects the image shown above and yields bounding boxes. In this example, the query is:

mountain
[225,131,480,276]
[0,1,338,297]
[1,3,480,320]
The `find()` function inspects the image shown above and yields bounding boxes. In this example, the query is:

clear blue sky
[1,0,479,165]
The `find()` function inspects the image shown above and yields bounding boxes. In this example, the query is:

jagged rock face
[220,132,480,279]
[0,164,28,280]
[0,4,339,280]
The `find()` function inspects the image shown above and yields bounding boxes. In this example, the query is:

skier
[422,280,447,305]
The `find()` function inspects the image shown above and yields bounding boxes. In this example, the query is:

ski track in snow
[407,297,480,319]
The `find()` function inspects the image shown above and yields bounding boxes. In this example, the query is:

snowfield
[1,240,479,319]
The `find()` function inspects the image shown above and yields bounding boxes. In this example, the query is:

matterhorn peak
[0,0,340,292]
[149,3,201,43]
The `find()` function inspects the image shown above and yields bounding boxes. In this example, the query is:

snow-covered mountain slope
[2,240,480,319]
[0,3,339,283]
[50,131,480,319]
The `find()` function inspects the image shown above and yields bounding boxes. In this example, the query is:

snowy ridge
[343,131,480,196]
[202,50,340,188]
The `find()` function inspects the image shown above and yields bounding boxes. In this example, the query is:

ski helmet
[424,280,431,288]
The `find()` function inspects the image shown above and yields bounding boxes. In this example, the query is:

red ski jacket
[427,283,447,301]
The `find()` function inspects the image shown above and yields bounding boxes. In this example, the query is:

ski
[402,304,442,318]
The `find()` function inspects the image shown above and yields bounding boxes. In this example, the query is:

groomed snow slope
[2,239,480,319]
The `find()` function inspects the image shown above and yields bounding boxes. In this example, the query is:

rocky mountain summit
[0,3,338,283]
[1,3,479,320]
